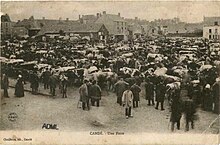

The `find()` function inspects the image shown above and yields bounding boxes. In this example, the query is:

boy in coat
[122,86,134,119]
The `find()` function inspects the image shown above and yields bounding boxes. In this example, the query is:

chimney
[118,13,120,17]
[97,13,100,18]
[79,15,81,19]
[42,17,45,20]
[103,11,106,15]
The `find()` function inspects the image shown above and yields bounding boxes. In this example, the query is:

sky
[1,1,220,23]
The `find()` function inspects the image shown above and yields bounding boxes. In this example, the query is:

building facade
[12,26,29,37]
[37,23,109,41]
[126,17,144,39]
[203,24,220,40]
[13,16,79,37]
[95,11,128,41]
[1,14,14,38]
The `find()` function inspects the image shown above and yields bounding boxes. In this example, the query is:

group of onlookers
[79,79,102,110]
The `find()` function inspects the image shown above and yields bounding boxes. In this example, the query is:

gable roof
[166,22,203,34]
[204,17,220,22]
[15,16,79,30]
[15,19,41,30]
[96,14,125,23]
[81,15,97,20]
[95,14,126,35]
[36,19,79,26]
[37,23,106,36]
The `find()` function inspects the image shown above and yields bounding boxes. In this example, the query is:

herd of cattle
[1,37,220,104]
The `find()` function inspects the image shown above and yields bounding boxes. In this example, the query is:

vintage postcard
[0,1,219,144]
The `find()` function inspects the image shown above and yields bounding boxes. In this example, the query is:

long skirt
[15,83,24,97]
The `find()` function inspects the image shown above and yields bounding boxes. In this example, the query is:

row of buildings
[1,12,220,41]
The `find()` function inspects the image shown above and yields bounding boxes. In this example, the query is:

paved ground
[0,80,219,134]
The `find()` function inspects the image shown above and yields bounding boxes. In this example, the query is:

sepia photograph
[0,1,219,144]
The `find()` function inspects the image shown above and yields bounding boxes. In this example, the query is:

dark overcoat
[90,84,102,100]
[130,84,141,101]
[155,82,166,102]
[15,79,24,97]
[145,82,154,100]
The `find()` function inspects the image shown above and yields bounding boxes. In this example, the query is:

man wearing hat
[1,73,9,98]
[90,80,102,107]
[79,79,90,110]
[131,81,141,108]
[30,71,39,95]
[155,77,166,110]
[60,73,68,98]
[114,77,129,106]
[183,97,196,132]
[145,77,155,106]
[49,73,57,97]
[203,84,213,111]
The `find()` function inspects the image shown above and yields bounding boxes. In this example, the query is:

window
[215,29,218,33]
[209,35,212,39]
[152,29,154,33]
[176,31,178,34]
[209,29,212,33]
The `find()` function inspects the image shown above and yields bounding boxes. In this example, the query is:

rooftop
[37,23,106,36]
[1,14,11,22]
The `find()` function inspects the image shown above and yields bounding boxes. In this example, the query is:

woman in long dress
[15,75,24,97]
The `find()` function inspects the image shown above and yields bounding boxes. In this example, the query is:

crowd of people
[1,36,219,132]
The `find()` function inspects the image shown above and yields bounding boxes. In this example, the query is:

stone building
[203,22,220,40]
[1,14,15,38]
[95,11,128,41]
